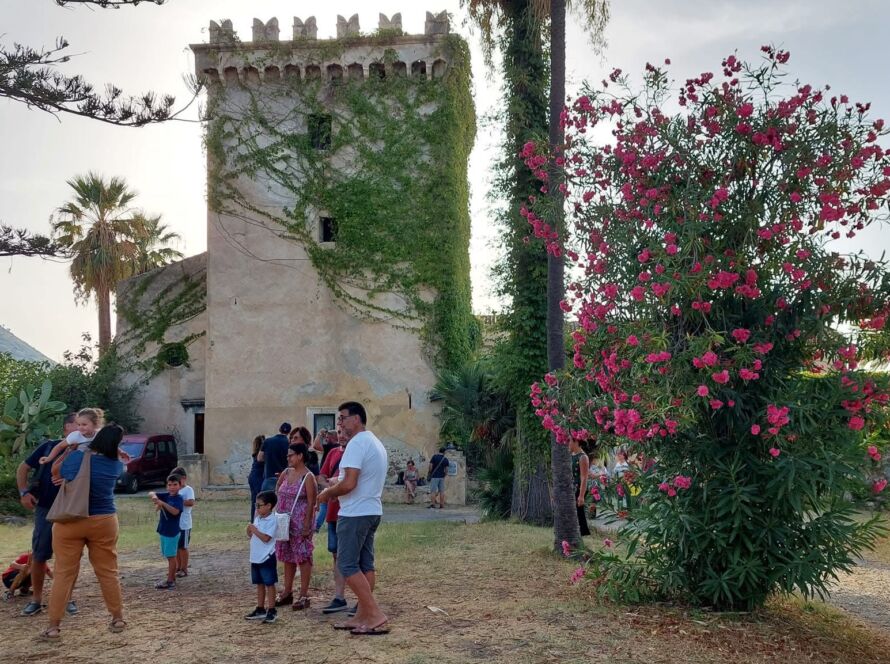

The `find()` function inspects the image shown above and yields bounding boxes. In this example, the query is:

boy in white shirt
[245,490,279,624]
[171,467,195,578]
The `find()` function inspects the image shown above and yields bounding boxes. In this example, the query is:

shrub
[529,48,890,609]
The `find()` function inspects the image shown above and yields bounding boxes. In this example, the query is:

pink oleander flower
[570,566,586,584]
[603,538,614,549]
[673,475,692,490]
[751,424,761,435]
[769,448,781,457]
[697,385,710,397]
[561,540,571,557]
[712,370,730,384]
[868,445,882,462]
[731,328,751,343]
[849,416,865,431]
[874,479,888,494]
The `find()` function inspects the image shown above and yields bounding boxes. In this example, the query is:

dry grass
[1,502,890,663]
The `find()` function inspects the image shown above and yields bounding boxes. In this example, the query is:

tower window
[320,217,338,243]
[309,114,332,150]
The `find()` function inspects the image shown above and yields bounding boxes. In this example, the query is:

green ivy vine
[204,35,478,370]
[116,267,207,379]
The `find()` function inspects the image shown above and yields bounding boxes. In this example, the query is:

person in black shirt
[427,447,450,509]
[14,413,79,617]
[258,423,291,491]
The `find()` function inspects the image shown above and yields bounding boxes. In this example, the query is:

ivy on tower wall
[204,35,478,371]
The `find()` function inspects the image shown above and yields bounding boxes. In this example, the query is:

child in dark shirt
[149,475,184,590]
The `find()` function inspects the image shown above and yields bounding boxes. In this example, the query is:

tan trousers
[49,514,123,623]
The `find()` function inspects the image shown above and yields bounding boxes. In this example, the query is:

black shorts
[251,554,278,586]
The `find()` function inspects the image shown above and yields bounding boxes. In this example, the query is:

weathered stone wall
[189,14,467,501]
[116,253,207,454]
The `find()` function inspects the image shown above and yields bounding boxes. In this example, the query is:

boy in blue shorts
[149,475,184,590]
[171,467,195,578]
[245,490,279,624]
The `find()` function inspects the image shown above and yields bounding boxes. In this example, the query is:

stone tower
[158,11,477,494]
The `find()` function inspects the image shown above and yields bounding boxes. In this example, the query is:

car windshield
[120,442,144,458]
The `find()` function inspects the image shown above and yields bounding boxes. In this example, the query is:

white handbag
[274,471,310,541]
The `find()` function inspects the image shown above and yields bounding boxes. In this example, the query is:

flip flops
[350,622,390,636]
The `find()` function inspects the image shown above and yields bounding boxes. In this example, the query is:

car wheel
[124,474,139,494]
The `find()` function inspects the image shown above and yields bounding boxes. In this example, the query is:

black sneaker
[263,608,278,624]
[66,601,78,616]
[347,604,358,617]
[321,597,348,614]
[245,607,267,620]
[21,601,42,617]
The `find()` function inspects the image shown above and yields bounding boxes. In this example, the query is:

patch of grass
[2,502,890,663]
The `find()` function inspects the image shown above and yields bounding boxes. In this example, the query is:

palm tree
[52,172,182,353]
[545,0,582,552]
[131,214,183,274]
[432,362,515,463]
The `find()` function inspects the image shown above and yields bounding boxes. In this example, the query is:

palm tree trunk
[97,284,112,353]
[547,0,583,551]
[500,0,553,526]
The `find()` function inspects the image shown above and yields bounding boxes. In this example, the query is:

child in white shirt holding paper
[245,490,279,624]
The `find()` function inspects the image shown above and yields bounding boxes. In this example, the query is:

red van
[116,434,179,493]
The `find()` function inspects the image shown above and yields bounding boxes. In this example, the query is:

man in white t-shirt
[317,401,389,636]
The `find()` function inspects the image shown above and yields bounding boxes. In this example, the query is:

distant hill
[0,326,53,364]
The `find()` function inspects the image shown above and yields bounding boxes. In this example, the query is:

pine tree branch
[0,225,66,258]
[0,37,199,126]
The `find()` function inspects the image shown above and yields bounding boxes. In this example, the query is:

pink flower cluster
[658,475,693,497]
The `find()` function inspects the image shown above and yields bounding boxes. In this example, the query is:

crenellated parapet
[194,12,453,87]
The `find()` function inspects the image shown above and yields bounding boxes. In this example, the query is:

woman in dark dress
[248,435,265,521]
[569,438,591,537]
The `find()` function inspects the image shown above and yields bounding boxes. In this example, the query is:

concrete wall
[116,254,207,454]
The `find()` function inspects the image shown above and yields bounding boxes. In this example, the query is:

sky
[1,0,888,362]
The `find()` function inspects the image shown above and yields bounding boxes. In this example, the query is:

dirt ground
[3,502,890,664]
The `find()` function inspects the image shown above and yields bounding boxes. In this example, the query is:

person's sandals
[108,619,127,633]
[275,592,293,607]
[350,622,390,636]
[292,596,310,611]
[39,627,61,640]
[175,570,188,578]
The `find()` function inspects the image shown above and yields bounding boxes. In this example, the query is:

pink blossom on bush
[769,448,781,457]
[570,567,586,584]
[874,479,888,494]
[712,370,730,384]
[732,328,751,343]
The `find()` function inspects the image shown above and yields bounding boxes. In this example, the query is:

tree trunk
[547,0,582,551]
[97,284,112,354]
[496,0,553,525]
[510,415,553,525]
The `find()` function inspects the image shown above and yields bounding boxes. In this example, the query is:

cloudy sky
[1,0,888,361]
